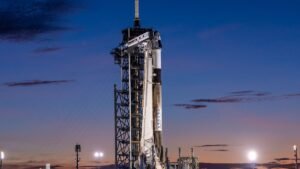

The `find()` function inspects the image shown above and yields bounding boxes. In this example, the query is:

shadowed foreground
[2,162,296,169]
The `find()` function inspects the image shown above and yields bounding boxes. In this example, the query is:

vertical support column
[114,84,118,169]
[113,45,131,169]
[128,53,132,169]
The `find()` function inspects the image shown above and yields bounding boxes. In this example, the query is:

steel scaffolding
[113,28,153,169]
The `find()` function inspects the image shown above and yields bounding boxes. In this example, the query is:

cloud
[283,93,300,97]
[175,90,300,110]
[274,157,299,162]
[230,90,254,95]
[174,104,207,109]
[274,157,292,161]
[191,91,273,104]
[0,0,80,41]
[192,98,242,103]
[205,149,229,152]
[192,92,300,104]
[229,90,271,97]
[33,47,63,53]
[194,144,228,148]
[4,80,74,87]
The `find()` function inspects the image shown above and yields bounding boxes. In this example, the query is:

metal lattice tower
[113,27,153,169]
[113,1,164,169]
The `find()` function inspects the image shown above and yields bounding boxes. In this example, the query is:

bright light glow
[0,151,5,160]
[94,152,104,158]
[247,150,257,162]
[294,145,297,151]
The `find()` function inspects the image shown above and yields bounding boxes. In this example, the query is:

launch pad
[112,1,164,169]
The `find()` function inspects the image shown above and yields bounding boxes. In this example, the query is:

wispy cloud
[194,144,229,148]
[0,0,81,41]
[192,98,242,103]
[230,90,254,95]
[229,90,271,97]
[192,92,300,104]
[33,47,63,53]
[174,104,207,109]
[274,157,299,161]
[205,149,229,152]
[274,157,292,161]
[4,80,74,87]
[283,93,300,97]
[175,90,300,110]
[192,90,273,104]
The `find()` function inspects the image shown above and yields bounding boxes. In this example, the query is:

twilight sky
[0,0,300,168]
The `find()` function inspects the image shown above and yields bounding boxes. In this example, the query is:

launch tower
[112,1,164,169]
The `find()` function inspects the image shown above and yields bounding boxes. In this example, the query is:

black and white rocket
[152,31,163,154]
[139,30,163,169]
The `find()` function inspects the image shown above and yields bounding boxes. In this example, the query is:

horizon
[0,0,300,168]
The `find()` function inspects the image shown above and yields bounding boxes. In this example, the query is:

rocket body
[152,33,163,159]
[139,32,163,167]
[153,48,162,132]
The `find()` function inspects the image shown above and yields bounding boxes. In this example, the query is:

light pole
[294,145,298,169]
[94,151,104,169]
[247,150,257,169]
[75,144,81,169]
[0,151,5,169]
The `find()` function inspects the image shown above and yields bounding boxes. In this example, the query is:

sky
[0,0,300,168]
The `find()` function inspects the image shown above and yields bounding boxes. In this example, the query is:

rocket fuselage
[152,33,163,159]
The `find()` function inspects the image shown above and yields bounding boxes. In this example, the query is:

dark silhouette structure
[75,144,81,169]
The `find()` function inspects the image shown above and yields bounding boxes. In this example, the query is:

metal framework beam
[113,27,153,169]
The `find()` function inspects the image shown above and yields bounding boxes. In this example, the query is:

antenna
[134,0,140,27]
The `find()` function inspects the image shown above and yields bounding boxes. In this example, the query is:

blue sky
[0,0,300,167]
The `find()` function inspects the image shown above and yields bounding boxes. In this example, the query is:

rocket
[152,32,163,157]
[137,31,163,167]
[114,0,164,168]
